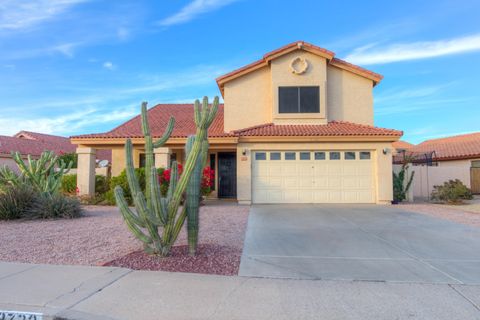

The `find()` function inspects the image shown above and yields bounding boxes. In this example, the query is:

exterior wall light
[242,149,247,156]
[383,148,391,155]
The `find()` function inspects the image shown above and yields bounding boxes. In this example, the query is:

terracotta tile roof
[0,135,57,157]
[216,41,383,94]
[408,132,480,161]
[393,140,414,150]
[1,131,111,161]
[71,104,232,139]
[233,122,402,137]
[72,104,402,141]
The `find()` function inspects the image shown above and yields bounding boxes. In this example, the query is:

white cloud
[158,0,239,27]
[0,0,88,31]
[103,61,116,70]
[345,34,480,65]
[0,107,137,136]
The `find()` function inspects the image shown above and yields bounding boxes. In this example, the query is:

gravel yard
[0,203,250,274]
[399,202,480,228]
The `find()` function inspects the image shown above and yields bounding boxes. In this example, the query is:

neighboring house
[71,41,402,204]
[392,140,414,154]
[0,131,111,173]
[403,132,480,196]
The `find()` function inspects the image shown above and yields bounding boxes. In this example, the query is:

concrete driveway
[239,204,480,284]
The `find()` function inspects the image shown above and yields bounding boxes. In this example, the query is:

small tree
[393,158,415,202]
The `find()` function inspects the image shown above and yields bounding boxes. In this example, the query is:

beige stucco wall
[327,66,374,125]
[394,159,478,199]
[223,66,271,132]
[222,49,376,131]
[270,51,327,124]
[236,141,393,205]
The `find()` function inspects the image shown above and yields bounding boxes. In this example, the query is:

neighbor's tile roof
[1,131,111,160]
[72,104,402,140]
[71,104,231,139]
[234,122,402,137]
[0,135,56,157]
[408,132,480,161]
[392,140,414,150]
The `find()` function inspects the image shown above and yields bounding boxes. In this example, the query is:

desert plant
[0,166,22,190]
[11,151,72,194]
[61,174,77,194]
[58,152,78,168]
[0,184,37,220]
[105,168,146,205]
[28,193,82,219]
[393,162,414,202]
[115,97,218,256]
[431,179,473,204]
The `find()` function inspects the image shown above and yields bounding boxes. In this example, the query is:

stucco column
[76,147,96,196]
[154,147,171,168]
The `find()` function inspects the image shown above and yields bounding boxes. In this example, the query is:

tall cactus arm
[167,98,219,220]
[114,186,147,228]
[166,161,178,202]
[152,117,175,148]
[116,190,152,245]
[150,167,167,225]
[194,100,201,127]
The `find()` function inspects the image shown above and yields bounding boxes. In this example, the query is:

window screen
[345,152,356,160]
[360,152,371,160]
[330,152,341,160]
[255,152,266,160]
[279,86,319,113]
[285,152,296,160]
[300,152,311,160]
[270,152,281,160]
[314,152,326,160]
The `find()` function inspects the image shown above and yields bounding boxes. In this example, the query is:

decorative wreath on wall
[290,57,309,75]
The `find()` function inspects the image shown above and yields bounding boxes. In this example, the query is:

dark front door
[218,152,237,198]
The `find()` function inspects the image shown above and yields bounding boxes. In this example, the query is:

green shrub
[61,174,110,196]
[58,152,78,168]
[61,174,77,194]
[0,185,37,220]
[431,179,473,204]
[106,168,146,205]
[28,193,82,219]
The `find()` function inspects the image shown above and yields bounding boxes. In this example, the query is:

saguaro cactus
[115,97,218,256]
[185,97,214,255]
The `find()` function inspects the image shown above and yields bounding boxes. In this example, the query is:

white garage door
[252,151,375,204]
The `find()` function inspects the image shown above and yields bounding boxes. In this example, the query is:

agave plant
[115,97,218,256]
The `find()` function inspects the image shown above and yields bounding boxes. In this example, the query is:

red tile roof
[234,122,402,137]
[71,104,401,140]
[216,41,383,94]
[408,132,480,161]
[393,140,414,150]
[1,131,111,160]
[72,104,232,139]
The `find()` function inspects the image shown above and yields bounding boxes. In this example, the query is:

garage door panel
[299,164,313,176]
[252,150,375,204]
[268,177,282,189]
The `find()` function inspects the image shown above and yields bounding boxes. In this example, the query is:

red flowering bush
[201,166,215,196]
[157,164,214,196]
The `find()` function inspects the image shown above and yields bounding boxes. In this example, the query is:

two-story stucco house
[71,41,402,204]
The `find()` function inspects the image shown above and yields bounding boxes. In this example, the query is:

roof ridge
[419,131,480,145]
[233,123,274,133]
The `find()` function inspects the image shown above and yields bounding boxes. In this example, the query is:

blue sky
[0,0,479,144]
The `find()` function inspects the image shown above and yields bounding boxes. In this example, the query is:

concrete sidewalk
[0,262,479,320]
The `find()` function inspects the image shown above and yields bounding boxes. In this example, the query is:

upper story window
[279,86,320,113]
